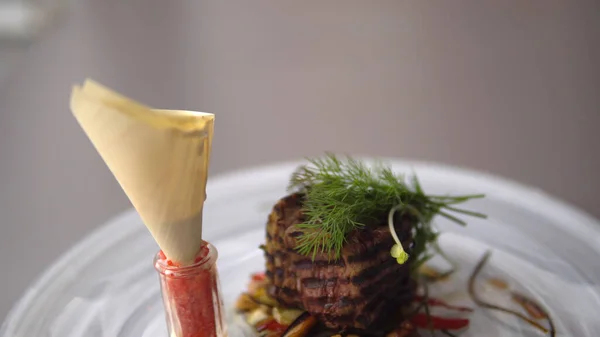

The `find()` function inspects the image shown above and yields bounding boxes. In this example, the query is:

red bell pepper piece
[411,313,469,330]
[256,319,288,334]
[413,296,473,312]
[251,272,266,282]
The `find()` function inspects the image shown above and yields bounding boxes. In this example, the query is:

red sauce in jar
[155,242,225,337]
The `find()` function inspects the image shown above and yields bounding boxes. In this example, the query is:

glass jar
[154,241,226,337]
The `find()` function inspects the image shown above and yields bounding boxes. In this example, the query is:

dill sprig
[288,153,486,264]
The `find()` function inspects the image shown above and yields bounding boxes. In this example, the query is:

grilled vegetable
[273,307,304,325]
[385,320,415,337]
[252,286,279,307]
[246,308,271,326]
[235,293,259,312]
[281,312,317,337]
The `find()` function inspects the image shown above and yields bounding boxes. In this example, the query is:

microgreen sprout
[389,204,409,264]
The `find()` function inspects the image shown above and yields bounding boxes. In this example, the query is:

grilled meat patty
[264,193,417,332]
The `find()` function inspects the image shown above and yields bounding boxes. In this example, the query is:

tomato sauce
[155,242,225,337]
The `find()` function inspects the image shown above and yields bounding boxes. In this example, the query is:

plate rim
[3,157,599,333]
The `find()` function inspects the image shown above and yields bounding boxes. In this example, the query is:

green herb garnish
[288,153,486,265]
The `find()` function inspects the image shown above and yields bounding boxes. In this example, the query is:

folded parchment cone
[70,79,214,265]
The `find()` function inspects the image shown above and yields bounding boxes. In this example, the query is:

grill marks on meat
[264,193,417,332]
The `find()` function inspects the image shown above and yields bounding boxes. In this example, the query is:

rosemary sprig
[288,154,486,261]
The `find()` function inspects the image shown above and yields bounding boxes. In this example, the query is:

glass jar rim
[153,240,218,276]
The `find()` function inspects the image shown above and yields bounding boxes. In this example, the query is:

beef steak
[264,193,417,332]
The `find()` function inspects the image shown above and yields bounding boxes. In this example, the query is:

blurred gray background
[0,0,598,321]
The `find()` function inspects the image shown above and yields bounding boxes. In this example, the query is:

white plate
[2,159,600,336]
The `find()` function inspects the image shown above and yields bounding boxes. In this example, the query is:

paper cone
[70,80,214,265]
